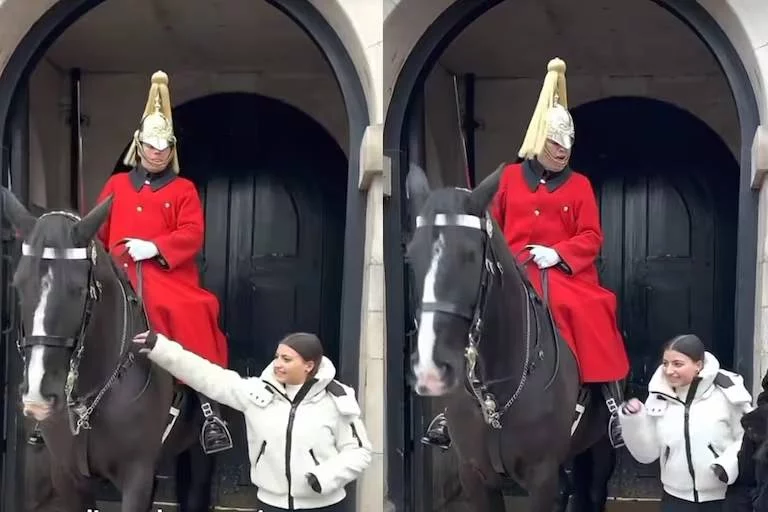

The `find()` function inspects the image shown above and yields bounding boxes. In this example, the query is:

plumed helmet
[122,71,180,173]
[518,58,575,159]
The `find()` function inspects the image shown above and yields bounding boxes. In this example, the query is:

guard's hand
[132,330,159,354]
[711,463,728,483]
[306,473,322,493]
[621,398,644,415]
[525,245,561,269]
[125,238,159,262]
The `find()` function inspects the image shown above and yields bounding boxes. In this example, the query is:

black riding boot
[198,393,233,455]
[421,412,451,450]
[27,423,44,446]
[601,381,624,448]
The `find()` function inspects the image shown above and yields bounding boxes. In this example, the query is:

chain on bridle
[414,212,535,429]
[16,211,133,435]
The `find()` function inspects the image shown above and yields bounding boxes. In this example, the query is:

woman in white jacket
[132,330,372,512]
[619,334,753,511]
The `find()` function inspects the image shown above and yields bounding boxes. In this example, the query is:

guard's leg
[177,443,215,512]
[198,392,233,455]
[420,411,451,450]
[601,381,624,448]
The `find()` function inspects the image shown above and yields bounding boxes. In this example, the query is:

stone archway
[0,2,370,511]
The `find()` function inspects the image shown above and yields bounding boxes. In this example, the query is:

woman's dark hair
[663,334,706,363]
[279,332,324,378]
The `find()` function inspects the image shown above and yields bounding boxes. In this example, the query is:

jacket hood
[648,351,751,406]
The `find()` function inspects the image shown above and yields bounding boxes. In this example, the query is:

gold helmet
[518,58,575,160]
[123,70,180,173]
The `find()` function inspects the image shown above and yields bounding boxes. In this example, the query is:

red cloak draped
[490,162,629,383]
[95,171,228,368]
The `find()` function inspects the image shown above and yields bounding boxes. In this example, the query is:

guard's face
[662,349,703,387]
[539,139,571,172]
[273,344,314,385]
[139,143,172,172]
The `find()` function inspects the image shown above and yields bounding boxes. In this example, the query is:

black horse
[405,164,616,511]
[2,188,214,512]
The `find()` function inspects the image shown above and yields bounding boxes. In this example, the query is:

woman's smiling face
[662,349,703,387]
[273,344,314,385]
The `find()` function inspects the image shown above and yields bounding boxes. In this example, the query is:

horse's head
[405,164,504,396]
[1,188,112,421]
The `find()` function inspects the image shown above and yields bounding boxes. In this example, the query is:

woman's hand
[621,398,644,415]
[132,330,158,354]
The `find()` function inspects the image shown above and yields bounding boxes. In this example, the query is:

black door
[119,92,347,508]
[570,97,738,498]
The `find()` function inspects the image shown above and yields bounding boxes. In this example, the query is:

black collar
[129,164,177,192]
[522,158,573,192]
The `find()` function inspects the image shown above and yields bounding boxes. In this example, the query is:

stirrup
[421,413,451,450]
[200,416,233,454]
[426,412,446,430]
[608,412,625,449]
[27,430,45,446]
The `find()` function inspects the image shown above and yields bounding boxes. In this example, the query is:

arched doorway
[384,0,759,509]
[0,2,368,511]
[571,96,738,496]
[107,92,347,507]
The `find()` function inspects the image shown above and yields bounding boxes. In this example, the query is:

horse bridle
[16,212,135,435]
[16,211,101,356]
[414,212,534,429]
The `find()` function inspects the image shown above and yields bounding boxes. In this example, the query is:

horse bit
[16,211,133,436]
[414,212,535,429]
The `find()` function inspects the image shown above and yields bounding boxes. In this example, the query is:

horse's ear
[468,162,506,215]
[1,187,37,238]
[406,163,431,227]
[72,195,113,246]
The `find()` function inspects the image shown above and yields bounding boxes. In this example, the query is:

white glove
[526,244,561,269]
[126,238,159,262]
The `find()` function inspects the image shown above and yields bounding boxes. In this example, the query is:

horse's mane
[487,215,529,283]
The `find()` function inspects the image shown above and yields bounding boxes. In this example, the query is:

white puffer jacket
[619,352,752,503]
[148,334,372,510]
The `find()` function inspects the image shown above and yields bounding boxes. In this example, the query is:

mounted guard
[422,57,631,450]
[25,71,234,454]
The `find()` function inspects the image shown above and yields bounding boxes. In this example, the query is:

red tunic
[490,162,629,383]
[95,170,228,368]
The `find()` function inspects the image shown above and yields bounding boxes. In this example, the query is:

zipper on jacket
[663,446,670,467]
[682,379,701,503]
[351,421,363,448]
[266,380,314,512]
[707,443,719,458]
[309,449,320,466]
[255,440,266,465]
